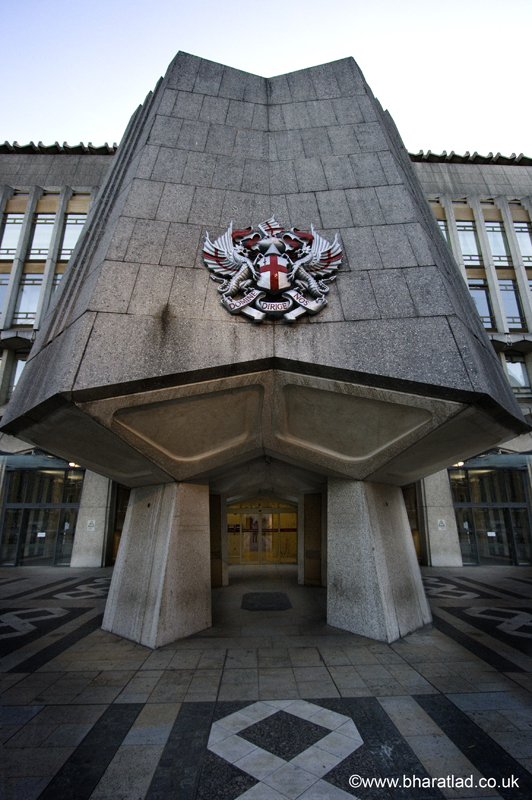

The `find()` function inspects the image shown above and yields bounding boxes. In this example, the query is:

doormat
[241,592,292,611]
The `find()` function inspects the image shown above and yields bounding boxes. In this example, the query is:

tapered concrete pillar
[327,479,431,643]
[103,482,211,648]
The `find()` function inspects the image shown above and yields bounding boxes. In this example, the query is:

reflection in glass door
[227,498,297,565]
[0,466,84,566]
[449,465,532,565]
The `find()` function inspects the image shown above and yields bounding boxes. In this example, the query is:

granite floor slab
[1,564,531,799]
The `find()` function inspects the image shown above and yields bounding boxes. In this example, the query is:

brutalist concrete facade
[1,53,529,645]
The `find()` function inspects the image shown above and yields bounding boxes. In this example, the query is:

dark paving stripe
[450,576,531,600]
[431,613,525,672]
[8,612,104,673]
[37,703,142,800]
[1,576,84,601]
[0,576,26,587]
[415,693,532,800]
[145,701,215,800]
[1,606,89,657]
[442,606,532,657]
[316,697,444,799]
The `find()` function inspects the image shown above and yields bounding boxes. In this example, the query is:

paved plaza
[1,564,532,800]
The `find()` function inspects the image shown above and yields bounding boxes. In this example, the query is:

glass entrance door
[227,498,297,565]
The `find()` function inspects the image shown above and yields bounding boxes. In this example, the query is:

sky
[1,0,531,157]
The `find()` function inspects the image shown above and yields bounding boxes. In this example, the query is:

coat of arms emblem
[202,217,342,322]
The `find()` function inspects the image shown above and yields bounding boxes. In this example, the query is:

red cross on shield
[257,254,291,293]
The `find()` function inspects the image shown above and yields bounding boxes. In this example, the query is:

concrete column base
[102,482,211,649]
[327,479,431,643]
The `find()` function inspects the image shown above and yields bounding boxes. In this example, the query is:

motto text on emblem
[202,217,342,322]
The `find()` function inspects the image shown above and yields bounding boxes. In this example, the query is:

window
[12,275,42,324]
[8,355,27,398]
[485,221,512,266]
[505,352,532,399]
[449,452,532,565]
[27,214,55,260]
[0,455,84,566]
[0,214,24,258]
[437,219,450,244]
[514,221,532,264]
[498,279,526,330]
[468,278,495,329]
[456,221,482,265]
[0,274,10,319]
[60,214,86,259]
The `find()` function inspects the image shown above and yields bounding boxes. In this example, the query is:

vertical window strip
[498,279,527,331]
[514,221,532,264]
[468,278,496,330]
[12,275,43,324]
[505,353,532,399]
[8,355,27,398]
[485,221,512,266]
[457,221,482,265]
[27,214,55,260]
[60,214,86,259]
[0,214,25,257]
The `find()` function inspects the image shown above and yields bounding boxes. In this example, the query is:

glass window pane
[242,514,259,563]
[485,221,511,265]
[473,507,512,565]
[62,470,84,504]
[438,219,449,243]
[449,469,470,503]
[511,508,532,564]
[27,469,64,504]
[0,274,10,320]
[0,214,24,257]
[506,470,527,503]
[20,508,59,565]
[8,356,27,398]
[60,214,86,258]
[457,222,482,264]
[13,276,43,324]
[0,509,24,565]
[469,469,507,503]
[468,279,494,328]
[280,512,297,563]
[499,279,526,330]
[27,214,55,259]
[514,222,532,262]
[454,508,478,565]
[55,509,78,565]
[6,469,29,503]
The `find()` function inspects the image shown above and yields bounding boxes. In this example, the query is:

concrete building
[1,53,531,648]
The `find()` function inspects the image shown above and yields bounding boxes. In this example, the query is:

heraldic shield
[202,217,342,322]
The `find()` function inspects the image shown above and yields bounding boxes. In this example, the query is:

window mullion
[1,186,43,331]
[439,194,468,282]
[34,187,73,330]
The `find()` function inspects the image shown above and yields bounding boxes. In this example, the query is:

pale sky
[2,0,531,158]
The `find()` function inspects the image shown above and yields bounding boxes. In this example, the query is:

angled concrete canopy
[2,52,529,645]
[2,52,527,484]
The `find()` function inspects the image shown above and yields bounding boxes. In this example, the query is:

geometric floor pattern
[208,699,363,799]
[2,563,532,800]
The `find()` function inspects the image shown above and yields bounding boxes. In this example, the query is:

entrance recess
[227,497,297,565]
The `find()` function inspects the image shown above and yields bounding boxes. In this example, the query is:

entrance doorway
[227,497,297,565]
